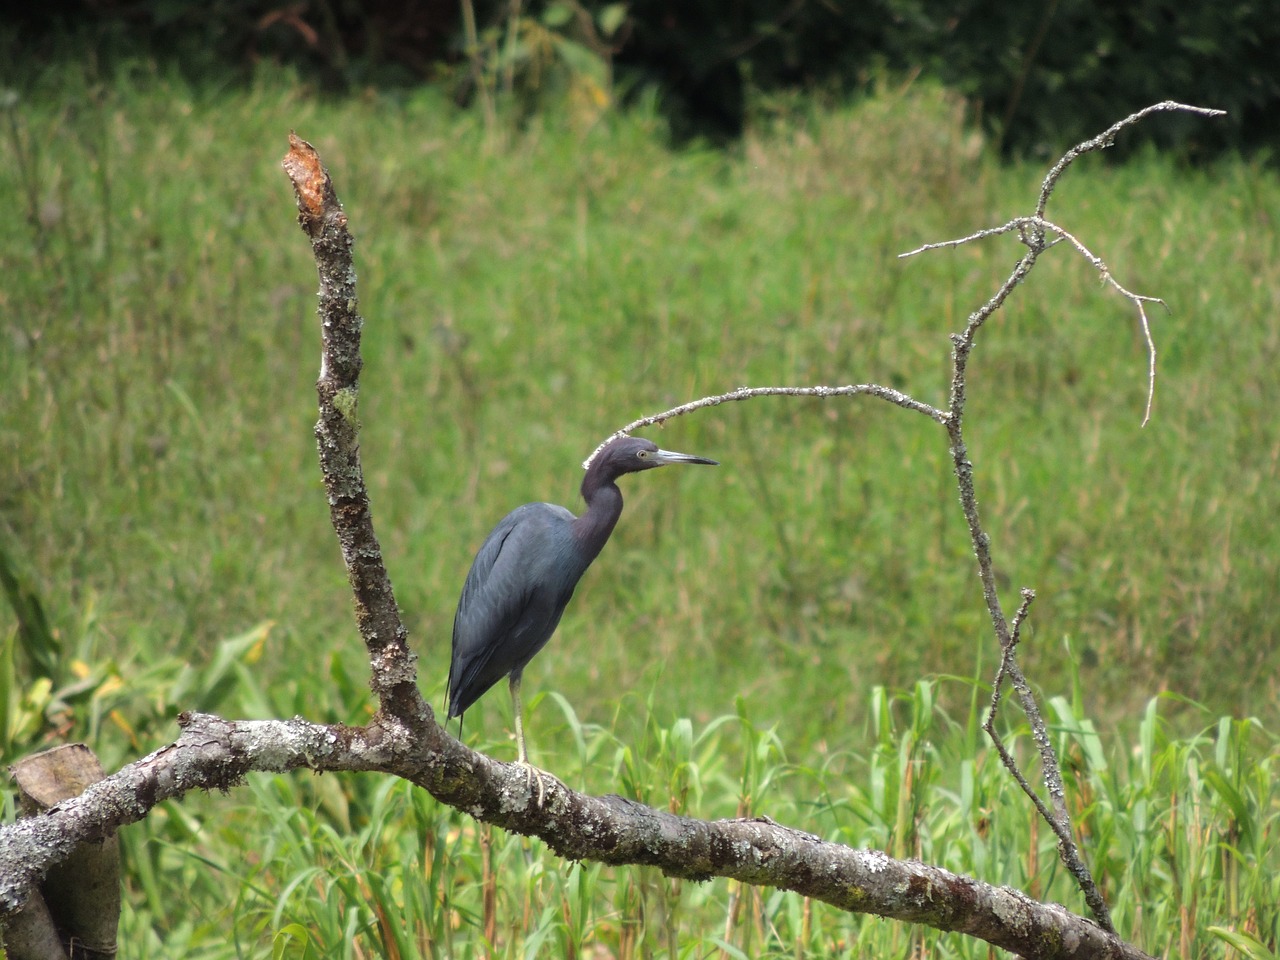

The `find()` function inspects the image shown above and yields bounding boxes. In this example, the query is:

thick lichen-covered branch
[0,712,1153,960]
[281,133,425,723]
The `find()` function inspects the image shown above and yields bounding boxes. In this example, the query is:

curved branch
[585,384,946,468]
[901,214,1168,425]
[900,101,1224,426]
[1033,102,1225,217]
[0,712,1152,960]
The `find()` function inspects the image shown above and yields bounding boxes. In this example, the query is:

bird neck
[574,477,623,565]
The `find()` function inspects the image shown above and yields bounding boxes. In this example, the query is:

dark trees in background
[5,1,1276,154]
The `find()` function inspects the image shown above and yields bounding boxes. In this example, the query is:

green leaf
[0,540,59,682]
[272,922,312,960]
[1207,927,1279,960]
[597,3,628,37]
[542,2,573,27]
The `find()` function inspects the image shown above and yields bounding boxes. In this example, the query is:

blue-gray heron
[446,436,717,790]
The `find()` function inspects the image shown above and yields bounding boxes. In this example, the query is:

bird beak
[653,448,719,467]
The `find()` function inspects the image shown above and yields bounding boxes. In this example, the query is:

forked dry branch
[0,106,1223,960]
[602,100,1223,933]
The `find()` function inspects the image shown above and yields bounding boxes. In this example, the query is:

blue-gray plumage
[447,436,717,780]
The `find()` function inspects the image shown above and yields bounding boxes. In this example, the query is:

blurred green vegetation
[0,65,1277,956]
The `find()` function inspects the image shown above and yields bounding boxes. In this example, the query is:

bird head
[598,436,719,476]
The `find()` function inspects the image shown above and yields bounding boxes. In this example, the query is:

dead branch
[900,213,1169,426]
[594,101,1222,933]
[0,712,1151,960]
[282,133,425,720]
[585,384,946,468]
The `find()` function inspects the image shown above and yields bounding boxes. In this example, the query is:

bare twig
[981,589,1067,884]
[900,214,1170,425]
[983,591,1061,838]
[1034,102,1226,217]
[906,101,1221,931]
[938,241,1117,925]
[901,101,1226,427]
[584,384,946,468]
[1009,587,1036,644]
[935,188,1105,930]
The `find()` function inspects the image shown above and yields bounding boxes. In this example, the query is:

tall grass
[1,63,1277,956]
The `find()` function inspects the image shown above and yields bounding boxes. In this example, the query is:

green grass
[1,62,1278,957]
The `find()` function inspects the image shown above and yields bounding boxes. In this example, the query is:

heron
[446,435,718,797]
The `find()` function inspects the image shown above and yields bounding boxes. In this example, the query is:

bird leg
[510,673,547,806]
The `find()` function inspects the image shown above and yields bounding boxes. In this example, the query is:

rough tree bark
[0,105,1222,959]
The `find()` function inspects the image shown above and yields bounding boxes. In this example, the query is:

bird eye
[637,449,649,459]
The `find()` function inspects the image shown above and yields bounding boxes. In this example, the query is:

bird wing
[447,502,579,718]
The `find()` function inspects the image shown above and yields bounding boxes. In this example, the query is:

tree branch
[0,712,1151,960]
[281,133,426,723]
[900,214,1169,426]
[1032,102,1226,217]
[584,383,946,468]
[899,101,1222,931]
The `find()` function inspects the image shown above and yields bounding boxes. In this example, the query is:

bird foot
[515,759,549,807]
